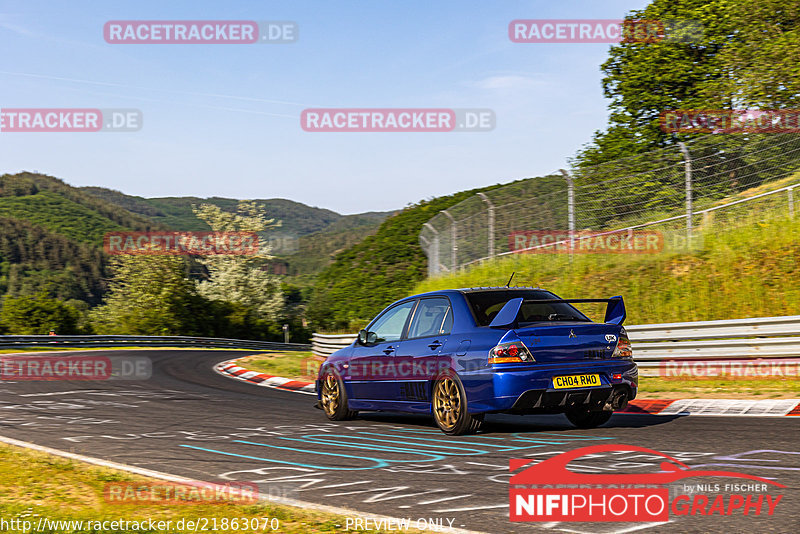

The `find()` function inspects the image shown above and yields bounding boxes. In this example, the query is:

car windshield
[464,290,591,326]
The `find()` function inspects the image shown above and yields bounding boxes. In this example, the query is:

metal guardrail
[313,316,800,374]
[0,335,311,352]
[312,333,357,357]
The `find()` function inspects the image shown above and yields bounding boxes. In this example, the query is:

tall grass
[414,202,800,324]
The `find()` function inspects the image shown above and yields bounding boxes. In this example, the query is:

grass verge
[231,351,318,382]
[0,442,402,533]
[413,201,800,325]
[637,376,800,399]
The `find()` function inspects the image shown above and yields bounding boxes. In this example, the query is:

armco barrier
[314,315,800,376]
[312,333,358,357]
[0,335,310,351]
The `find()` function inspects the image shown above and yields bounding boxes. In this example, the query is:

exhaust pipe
[611,389,629,411]
[604,389,629,411]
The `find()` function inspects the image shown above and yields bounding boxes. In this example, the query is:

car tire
[565,409,612,429]
[432,374,483,435]
[320,371,358,421]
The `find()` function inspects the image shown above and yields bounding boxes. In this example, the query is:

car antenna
[505,272,515,287]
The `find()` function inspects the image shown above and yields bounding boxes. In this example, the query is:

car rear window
[464,290,590,326]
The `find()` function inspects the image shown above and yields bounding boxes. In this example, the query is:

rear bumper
[506,384,633,414]
[463,360,638,414]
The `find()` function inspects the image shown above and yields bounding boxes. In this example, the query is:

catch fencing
[313,315,800,377]
[420,133,800,275]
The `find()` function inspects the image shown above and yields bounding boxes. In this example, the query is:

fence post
[476,192,495,260]
[422,223,440,276]
[559,169,575,258]
[442,210,457,272]
[419,234,432,276]
[789,186,795,218]
[678,142,693,243]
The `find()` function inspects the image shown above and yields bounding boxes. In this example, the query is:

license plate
[553,374,601,389]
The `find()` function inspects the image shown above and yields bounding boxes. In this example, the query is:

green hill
[0,191,128,245]
[81,186,391,236]
[305,179,540,331]
[0,172,393,312]
[0,216,107,305]
[80,186,394,284]
[0,173,167,305]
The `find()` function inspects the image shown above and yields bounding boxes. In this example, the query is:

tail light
[489,340,535,364]
[612,329,633,359]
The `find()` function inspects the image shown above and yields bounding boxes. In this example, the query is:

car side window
[407,297,452,339]
[370,300,416,343]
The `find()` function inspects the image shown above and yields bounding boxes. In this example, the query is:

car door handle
[428,341,443,350]
[383,346,395,355]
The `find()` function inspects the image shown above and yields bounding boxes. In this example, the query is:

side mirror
[357,329,368,345]
[357,329,377,345]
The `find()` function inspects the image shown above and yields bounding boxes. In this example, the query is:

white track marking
[0,434,486,534]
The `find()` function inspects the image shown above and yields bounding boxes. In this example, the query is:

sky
[0,0,650,214]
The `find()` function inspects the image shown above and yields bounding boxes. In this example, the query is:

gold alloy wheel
[321,375,339,417]
[433,378,461,430]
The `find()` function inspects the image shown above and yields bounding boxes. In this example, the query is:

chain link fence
[420,133,800,275]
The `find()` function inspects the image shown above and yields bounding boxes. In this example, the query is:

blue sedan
[316,287,638,435]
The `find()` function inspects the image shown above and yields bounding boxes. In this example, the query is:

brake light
[489,341,535,364]
[612,332,633,359]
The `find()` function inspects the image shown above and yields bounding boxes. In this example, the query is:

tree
[704,0,800,108]
[192,201,283,321]
[0,293,80,334]
[573,0,800,169]
[574,0,735,168]
[89,253,208,335]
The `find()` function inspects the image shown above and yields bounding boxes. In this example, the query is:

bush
[0,293,81,334]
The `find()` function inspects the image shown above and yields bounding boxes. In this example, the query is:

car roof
[408,286,546,299]
[457,286,544,293]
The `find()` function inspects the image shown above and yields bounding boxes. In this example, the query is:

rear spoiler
[488,296,626,329]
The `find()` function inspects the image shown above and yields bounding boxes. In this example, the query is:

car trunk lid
[514,323,620,363]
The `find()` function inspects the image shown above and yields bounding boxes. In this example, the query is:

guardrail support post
[789,186,795,218]
[559,169,576,259]
[678,142,693,244]
[442,210,457,272]
[476,192,495,260]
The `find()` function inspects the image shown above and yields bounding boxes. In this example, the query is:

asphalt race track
[0,350,797,533]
